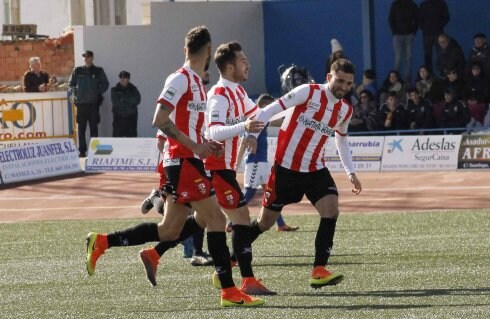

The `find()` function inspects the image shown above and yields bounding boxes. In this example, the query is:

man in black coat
[111,71,141,137]
[389,0,418,84]
[419,0,450,73]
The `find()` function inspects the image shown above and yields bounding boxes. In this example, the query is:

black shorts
[211,169,247,209]
[163,157,214,204]
[262,163,338,212]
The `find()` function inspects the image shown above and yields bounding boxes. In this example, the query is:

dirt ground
[1,170,488,223]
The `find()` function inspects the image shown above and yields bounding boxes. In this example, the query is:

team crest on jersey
[211,110,220,121]
[284,92,295,101]
[187,102,206,112]
[308,100,321,110]
[164,87,176,100]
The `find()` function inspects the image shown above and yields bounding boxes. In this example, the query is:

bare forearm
[153,103,196,151]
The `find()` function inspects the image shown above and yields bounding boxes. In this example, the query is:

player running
[244,58,362,289]
[205,41,275,296]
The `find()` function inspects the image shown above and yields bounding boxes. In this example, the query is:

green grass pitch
[1,210,489,319]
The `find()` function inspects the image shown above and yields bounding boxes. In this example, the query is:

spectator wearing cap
[69,50,109,157]
[111,71,141,137]
[435,33,466,79]
[388,0,419,84]
[23,57,50,92]
[441,87,470,133]
[467,33,490,77]
[324,38,345,78]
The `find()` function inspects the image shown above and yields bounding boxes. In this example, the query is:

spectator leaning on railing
[23,57,50,92]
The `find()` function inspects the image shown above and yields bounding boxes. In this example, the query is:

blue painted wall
[263,0,490,95]
[263,0,363,95]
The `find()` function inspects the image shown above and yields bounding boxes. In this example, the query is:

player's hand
[244,136,257,154]
[192,142,218,158]
[349,173,362,195]
[244,117,265,133]
[208,140,224,157]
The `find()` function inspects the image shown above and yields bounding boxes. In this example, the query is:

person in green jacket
[111,71,141,137]
[69,50,109,157]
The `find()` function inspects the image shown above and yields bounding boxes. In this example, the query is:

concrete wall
[20,0,71,37]
[76,1,265,138]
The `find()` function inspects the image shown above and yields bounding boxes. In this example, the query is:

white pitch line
[1,185,489,201]
[0,206,140,212]
[0,195,141,201]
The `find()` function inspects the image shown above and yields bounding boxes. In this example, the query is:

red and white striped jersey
[205,78,258,170]
[157,66,207,160]
[273,83,353,172]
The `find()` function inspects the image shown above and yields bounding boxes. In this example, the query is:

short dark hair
[214,41,242,73]
[330,58,355,75]
[387,91,398,99]
[359,90,373,100]
[185,26,211,55]
[119,70,130,79]
[256,93,274,107]
[363,69,376,80]
[407,87,419,95]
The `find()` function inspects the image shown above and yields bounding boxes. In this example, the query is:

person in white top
[85,26,264,308]
[205,41,275,296]
[247,58,363,289]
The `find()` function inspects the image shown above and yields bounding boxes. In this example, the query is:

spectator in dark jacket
[23,57,49,92]
[349,90,383,132]
[111,71,141,137]
[388,0,418,84]
[380,91,411,132]
[407,87,434,132]
[441,87,470,133]
[467,33,490,77]
[441,67,465,102]
[419,0,450,73]
[436,34,466,79]
[465,62,490,104]
[69,50,109,157]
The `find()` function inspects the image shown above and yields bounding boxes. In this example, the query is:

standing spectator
[111,70,141,137]
[435,33,466,79]
[325,38,345,78]
[23,57,49,92]
[407,87,434,131]
[465,62,489,104]
[356,69,377,99]
[419,0,450,73]
[441,88,470,133]
[388,0,418,84]
[467,33,490,77]
[380,91,411,132]
[69,50,109,157]
[379,70,406,104]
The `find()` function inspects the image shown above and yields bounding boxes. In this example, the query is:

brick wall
[0,36,74,83]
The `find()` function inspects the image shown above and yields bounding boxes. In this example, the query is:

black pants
[76,103,99,154]
[423,35,437,74]
[112,114,137,137]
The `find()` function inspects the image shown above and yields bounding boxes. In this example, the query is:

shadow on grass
[290,287,490,298]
